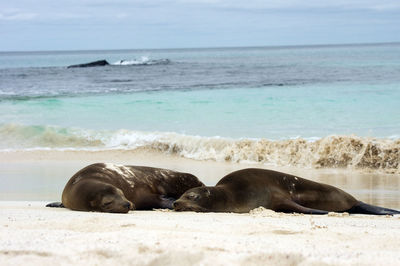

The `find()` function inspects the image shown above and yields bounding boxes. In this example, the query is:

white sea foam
[111,57,170,66]
[1,123,399,172]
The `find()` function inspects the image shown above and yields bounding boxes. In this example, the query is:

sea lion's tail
[347,201,400,215]
[46,202,64,208]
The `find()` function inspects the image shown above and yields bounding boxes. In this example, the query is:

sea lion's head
[173,187,216,212]
[86,183,134,213]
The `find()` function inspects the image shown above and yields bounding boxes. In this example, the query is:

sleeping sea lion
[173,168,400,215]
[46,163,204,213]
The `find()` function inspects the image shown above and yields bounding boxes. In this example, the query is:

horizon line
[1,41,399,54]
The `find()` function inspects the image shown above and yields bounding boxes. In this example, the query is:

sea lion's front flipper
[159,195,176,209]
[278,200,329,215]
[136,194,176,210]
[46,202,64,208]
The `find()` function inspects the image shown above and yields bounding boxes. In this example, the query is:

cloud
[178,0,400,11]
[0,9,37,20]
[1,0,399,23]
[0,0,399,51]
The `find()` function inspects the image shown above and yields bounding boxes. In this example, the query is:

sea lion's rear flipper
[346,201,400,215]
[46,202,64,208]
[278,200,329,215]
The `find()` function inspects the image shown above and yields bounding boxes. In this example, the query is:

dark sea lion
[173,168,400,215]
[46,163,204,213]
[67,60,109,68]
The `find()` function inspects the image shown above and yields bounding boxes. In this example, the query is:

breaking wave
[111,57,170,66]
[1,123,399,172]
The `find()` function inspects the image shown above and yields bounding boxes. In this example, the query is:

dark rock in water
[67,60,110,68]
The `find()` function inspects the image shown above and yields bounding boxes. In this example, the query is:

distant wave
[0,82,295,102]
[111,57,170,66]
[1,123,399,172]
[0,85,290,103]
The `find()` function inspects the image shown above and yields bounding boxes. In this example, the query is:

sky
[0,0,400,51]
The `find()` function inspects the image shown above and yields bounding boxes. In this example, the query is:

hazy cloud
[0,9,37,21]
[0,0,399,50]
[179,0,400,10]
[1,0,399,22]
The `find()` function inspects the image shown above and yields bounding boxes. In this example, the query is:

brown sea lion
[173,168,400,215]
[46,163,204,213]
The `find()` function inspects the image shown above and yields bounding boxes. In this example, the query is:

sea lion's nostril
[124,202,131,209]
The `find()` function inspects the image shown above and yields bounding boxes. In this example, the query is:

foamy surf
[111,57,170,66]
[1,123,399,172]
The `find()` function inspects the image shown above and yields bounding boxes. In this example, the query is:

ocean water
[1,43,400,171]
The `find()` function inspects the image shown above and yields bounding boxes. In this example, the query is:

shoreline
[1,130,399,174]
[1,148,398,174]
[1,149,399,208]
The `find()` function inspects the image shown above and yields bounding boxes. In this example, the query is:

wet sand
[1,149,400,265]
[1,149,399,208]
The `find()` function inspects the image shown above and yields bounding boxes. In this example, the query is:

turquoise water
[1,83,400,139]
[0,44,400,170]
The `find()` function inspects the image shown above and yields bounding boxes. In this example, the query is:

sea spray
[111,57,170,66]
[1,124,399,172]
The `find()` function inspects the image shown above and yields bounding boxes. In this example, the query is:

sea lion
[173,168,400,215]
[67,60,109,68]
[46,163,204,213]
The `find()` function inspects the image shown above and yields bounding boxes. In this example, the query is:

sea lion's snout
[173,200,188,211]
[173,199,206,212]
[125,201,134,211]
[172,201,180,209]
[115,200,134,213]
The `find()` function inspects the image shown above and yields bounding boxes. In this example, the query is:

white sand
[1,202,400,266]
[1,149,400,265]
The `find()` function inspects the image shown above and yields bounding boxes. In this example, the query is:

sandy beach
[1,201,400,266]
[1,150,400,265]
